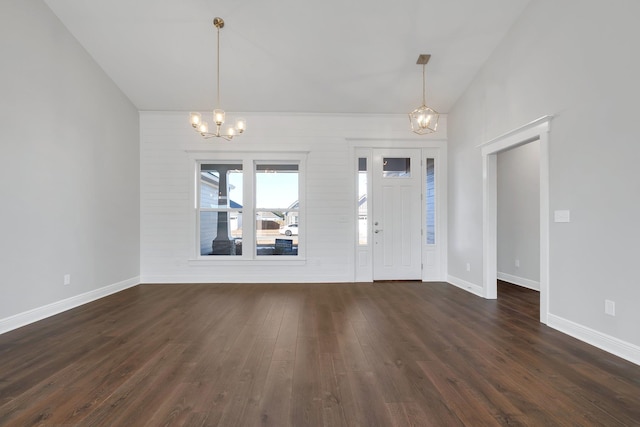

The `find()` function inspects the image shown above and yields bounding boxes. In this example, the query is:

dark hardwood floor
[1,281,639,426]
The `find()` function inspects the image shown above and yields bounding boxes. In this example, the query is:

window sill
[188,257,307,267]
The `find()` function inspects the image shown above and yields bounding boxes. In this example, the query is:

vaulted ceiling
[44,0,531,114]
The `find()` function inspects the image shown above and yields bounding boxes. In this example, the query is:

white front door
[372,149,422,280]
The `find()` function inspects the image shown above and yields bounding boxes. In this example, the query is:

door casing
[480,116,551,324]
[353,144,447,282]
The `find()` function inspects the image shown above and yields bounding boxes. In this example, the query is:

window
[196,155,304,259]
[425,157,435,244]
[382,157,411,178]
[358,157,368,245]
[255,164,299,256]
[199,163,243,256]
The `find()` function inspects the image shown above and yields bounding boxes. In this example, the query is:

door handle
[374,229,382,234]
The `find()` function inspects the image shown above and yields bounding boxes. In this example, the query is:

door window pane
[383,157,411,178]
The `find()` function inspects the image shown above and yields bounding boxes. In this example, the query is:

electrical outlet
[605,300,615,316]
[515,259,520,268]
[466,263,471,272]
[64,274,71,286]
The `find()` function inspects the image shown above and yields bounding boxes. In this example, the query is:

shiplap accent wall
[140,112,446,284]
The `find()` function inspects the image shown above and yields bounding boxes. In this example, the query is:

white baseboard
[547,314,640,366]
[447,275,484,297]
[497,272,540,291]
[140,275,347,284]
[0,276,140,335]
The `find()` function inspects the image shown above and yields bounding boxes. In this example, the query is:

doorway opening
[481,116,551,324]
[497,141,540,293]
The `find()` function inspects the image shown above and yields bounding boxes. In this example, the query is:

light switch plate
[605,300,615,316]
[554,210,571,223]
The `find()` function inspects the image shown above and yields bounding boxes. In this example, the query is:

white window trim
[187,151,307,263]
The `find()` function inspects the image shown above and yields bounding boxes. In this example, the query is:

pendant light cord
[422,64,426,106]
[216,25,221,108]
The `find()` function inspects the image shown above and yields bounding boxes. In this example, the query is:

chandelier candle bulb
[214,109,225,126]
[236,118,246,133]
[190,112,202,127]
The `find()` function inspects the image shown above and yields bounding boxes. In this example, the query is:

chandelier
[190,17,246,140]
[409,54,439,135]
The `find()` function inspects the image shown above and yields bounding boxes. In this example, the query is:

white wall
[0,0,140,329]
[497,141,540,289]
[140,112,446,283]
[448,0,640,356]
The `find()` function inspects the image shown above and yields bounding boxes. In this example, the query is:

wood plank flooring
[1,281,639,426]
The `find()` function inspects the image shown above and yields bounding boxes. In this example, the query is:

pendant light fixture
[189,17,246,140]
[409,54,439,135]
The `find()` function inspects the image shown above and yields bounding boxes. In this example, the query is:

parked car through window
[279,224,298,236]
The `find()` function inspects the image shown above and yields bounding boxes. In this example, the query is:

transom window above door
[382,157,411,178]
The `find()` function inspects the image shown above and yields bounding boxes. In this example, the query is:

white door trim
[480,116,551,324]
[349,139,448,283]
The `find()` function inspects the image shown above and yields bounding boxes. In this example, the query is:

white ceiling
[44,0,531,114]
